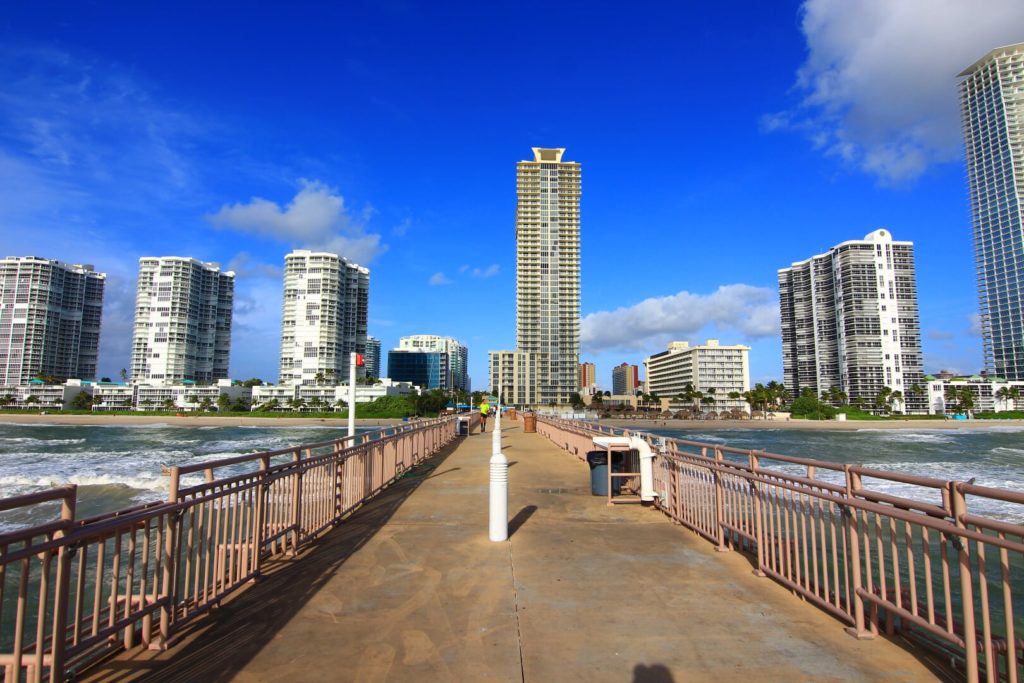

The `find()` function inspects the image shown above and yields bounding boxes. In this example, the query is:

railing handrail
[535,415,1024,683]
[0,414,469,682]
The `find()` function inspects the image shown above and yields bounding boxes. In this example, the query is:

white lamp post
[348,352,357,439]
[489,385,508,541]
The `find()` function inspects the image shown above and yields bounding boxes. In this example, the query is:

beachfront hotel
[493,147,581,407]
[0,256,105,384]
[778,229,926,412]
[959,43,1024,381]
[279,249,368,386]
[129,257,234,385]
[611,362,641,396]
[643,340,750,414]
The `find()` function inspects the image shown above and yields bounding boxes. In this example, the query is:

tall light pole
[489,385,508,541]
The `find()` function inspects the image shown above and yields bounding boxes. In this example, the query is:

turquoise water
[0,422,372,530]
[1,422,1023,528]
[620,423,1024,522]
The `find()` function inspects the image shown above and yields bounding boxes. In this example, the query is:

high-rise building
[279,250,368,386]
[778,229,925,412]
[365,335,381,379]
[579,362,596,393]
[509,147,582,406]
[959,43,1024,380]
[130,257,234,384]
[644,341,750,414]
[611,363,641,396]
[0,256,105,384]
[397,335,469,392]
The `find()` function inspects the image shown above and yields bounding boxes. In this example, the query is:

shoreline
[0,414,406,428]
[598,417,1024,431]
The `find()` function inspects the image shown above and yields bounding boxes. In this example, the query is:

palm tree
[874,386,893,414]
[314,372,325,386]
[888,390,904,414]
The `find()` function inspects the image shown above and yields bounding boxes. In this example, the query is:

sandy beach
[0,414,406,428]
[599,417,1024,431]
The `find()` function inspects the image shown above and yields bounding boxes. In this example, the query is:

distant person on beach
[479,400,490,433]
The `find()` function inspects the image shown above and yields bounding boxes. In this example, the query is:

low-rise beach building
[644,340,750,415]
[925,375,1024,415]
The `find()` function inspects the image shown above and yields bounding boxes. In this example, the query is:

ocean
[0,422,1023,529]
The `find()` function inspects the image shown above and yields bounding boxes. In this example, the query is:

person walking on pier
[479,400,490,433]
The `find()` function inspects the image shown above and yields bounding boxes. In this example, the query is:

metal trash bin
[523,412,537,433]
[456,417,469,436]
[586,450,624,496]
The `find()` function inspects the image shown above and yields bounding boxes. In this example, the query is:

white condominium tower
[778,229,925,412]
[398,335,469,391]
[130,257,234,384]
[0,256,105,384]
[279,250,368,386]
[959,43,1024,380]
[512,147,581,406]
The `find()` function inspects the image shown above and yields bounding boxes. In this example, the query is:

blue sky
[2,1,1023,390]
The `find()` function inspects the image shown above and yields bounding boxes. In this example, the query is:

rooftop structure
[397,335,469,392]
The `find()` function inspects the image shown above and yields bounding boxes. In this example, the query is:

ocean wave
[0,437,87,446]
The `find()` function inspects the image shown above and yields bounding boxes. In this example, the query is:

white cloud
[207,180,386,265]
[581,285,780,353]
[926,328,955,341]
[773,0,1024,183]
[429,272,451,285]
[472,264,500,278]
[226,251,281,280]
[967,312,983,337]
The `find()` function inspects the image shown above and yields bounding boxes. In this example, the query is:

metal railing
[535,416,1024,683]
[0,416,468,682]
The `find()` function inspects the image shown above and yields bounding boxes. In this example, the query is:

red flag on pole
[355,354,365,367]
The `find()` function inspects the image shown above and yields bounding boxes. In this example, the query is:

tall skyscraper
[279,250,368,386]
[579,361,596,393]
[130,257,234,384]
[398,335,469,391]
[611,363,641,396]
[509,147,582,406]
[959,43,1024,380]
[365,335,381,379]
[0,256,105,384]
[778,229,925,412]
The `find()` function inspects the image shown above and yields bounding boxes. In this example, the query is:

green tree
[162,398,176,411]
[287,397,306,412]
[568,392,585,410]
[217,394,231,412]
[231,397,250,412]
[71,392,91,410]
[239,378,265,387]
[199,397,214,412]
[790,388,835,420]
[119,368,128,383]
[25,395,39,406]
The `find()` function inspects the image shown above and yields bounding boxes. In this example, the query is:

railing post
[290,449,304,554]
[48,487,76,682]
[951,483,979,683]
[714,447,728,552]
[155,467,180,650]
[749,451,766,577]
[250,454,270,580]
[844,466,874,640]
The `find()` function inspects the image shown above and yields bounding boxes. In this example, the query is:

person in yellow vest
[479,400,490,433]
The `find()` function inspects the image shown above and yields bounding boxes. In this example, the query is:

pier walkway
[87,423,943,682]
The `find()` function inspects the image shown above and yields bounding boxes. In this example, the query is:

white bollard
[489,402,508,541]
[489,450,508,541]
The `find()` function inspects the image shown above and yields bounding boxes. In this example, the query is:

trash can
[523,412,537,433]
[507,408,517,421]
[456,417,469,436]
[586,450,624,496]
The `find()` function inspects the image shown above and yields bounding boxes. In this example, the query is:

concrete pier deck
[88,424,947,682]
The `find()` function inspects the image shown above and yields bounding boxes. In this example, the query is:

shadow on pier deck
[86,425,949,682]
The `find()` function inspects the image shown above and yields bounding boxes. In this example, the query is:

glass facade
[387,350,448,390]
[960,43,1024,380]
